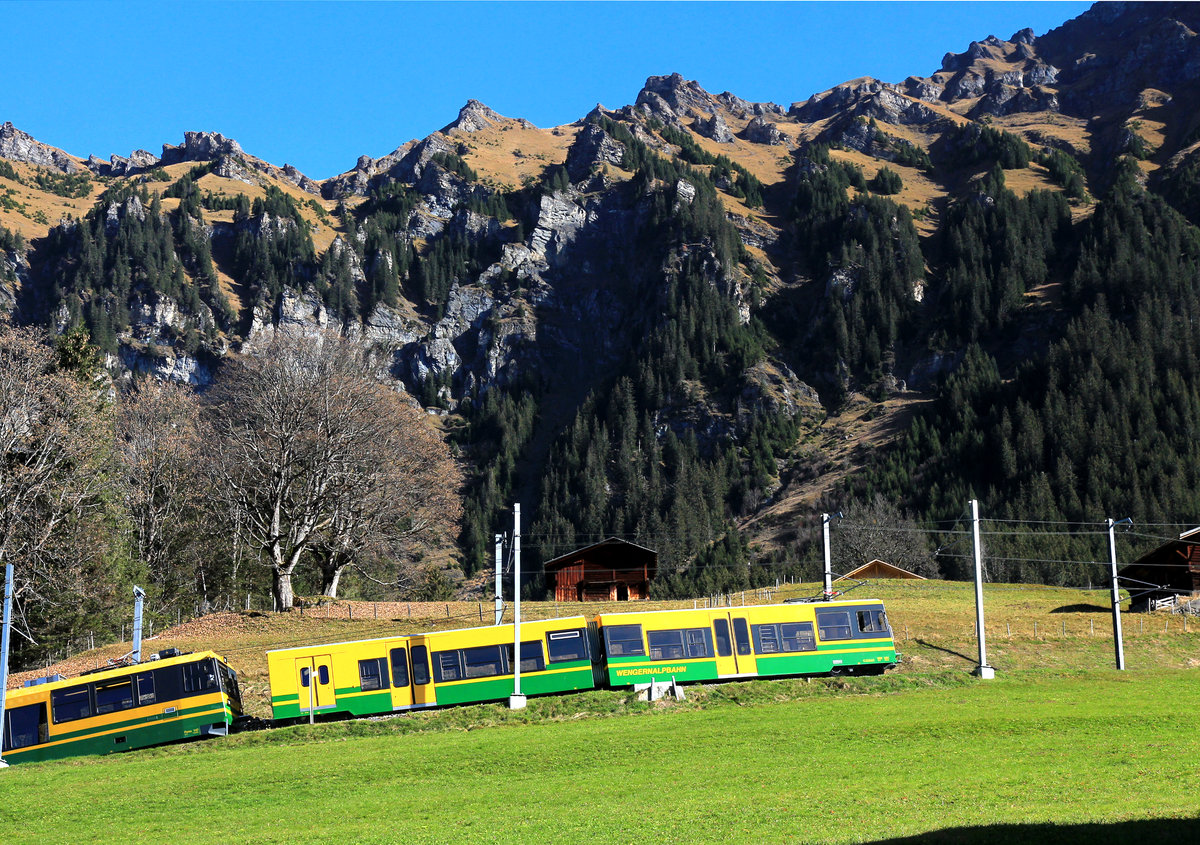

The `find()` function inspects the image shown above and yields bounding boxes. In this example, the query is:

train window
[411,646,430,685]
[218,662,242,706]
[462,645,505,679]
[3,703,48,751]
[299,667,310,688]
[647,630,685,660]
[359,657,390,691]
[182,660,219,696]
[318,665,330,685]
[781,622,816,652]
[603,624,645,657]
[686,628,712,658]
[754,625,780,654]
[136,672,156,705]
[817,610,853,640]
[51,685,93,724]
[434,651,462,682]
[390,648,410,688]
[732,618,752,656]
[713,619,732,657]
[94,677,135,714]
[154,666,183,702]
[874,610,890,633]
[546,629,588,663]
[504,641,546,674]
[857,610,883,633]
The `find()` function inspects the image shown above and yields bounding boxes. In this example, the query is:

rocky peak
[161,131,244,165]
[0,122,79,172]
[442,99,520,134]
[636,73,723,120]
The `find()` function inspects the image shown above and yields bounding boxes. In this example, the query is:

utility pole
[509,504,526,709]
[0,564,13,768]
[494,533,504,625]
[131,586,146,663]
[970,499,994,679]
[1108,518,1131,671]
[822,513,833,599]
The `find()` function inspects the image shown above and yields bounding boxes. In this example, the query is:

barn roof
[542,537,658,573]
[835,559,926,582]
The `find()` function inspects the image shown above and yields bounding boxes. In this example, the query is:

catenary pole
[494,533,504,625]
[822,513,833,599]
[970,499,994,679]
[131,585,146,663]
[0,564,13,768]
[509,504,526,709]
[1108,518,1130,670]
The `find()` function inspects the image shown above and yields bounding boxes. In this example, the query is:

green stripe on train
[40,700,230,745]
[271,666,597,719]
[4,709,232,765]
[605,647,897,685]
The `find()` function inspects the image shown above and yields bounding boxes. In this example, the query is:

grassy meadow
[3,580,1199,843]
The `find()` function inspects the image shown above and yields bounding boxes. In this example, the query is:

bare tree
[0,325,117,658]
[206,332,461,609]
[836,494,940,578]
[116,378,210,608]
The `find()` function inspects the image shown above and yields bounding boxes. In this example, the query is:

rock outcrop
[0,122,79,172]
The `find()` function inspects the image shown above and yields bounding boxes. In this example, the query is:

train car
[595,599,897,687]
[1,649,243,765]
[266,616,599,722]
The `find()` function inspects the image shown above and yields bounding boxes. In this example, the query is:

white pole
[0,563,13,768]
[1108,518,1128,671]
[971,499,994,678]
[308,663,315,725]
[822,513,833,599]
[509,504,526,709]
[494,533,504,626]
[131,586,146,663]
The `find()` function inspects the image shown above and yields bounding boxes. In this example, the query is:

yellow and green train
[265,599,897,721]
[2,599,896,763]
[1,649,243,765]
[595,599,897,686]
[266,616,600,720]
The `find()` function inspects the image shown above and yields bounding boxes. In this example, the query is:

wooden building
[835,559,927,582]
[1118,526,1200,612]
[543,538,658,602]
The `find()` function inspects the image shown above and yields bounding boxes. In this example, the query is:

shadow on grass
[866,817,1199,844]
[913,639,973,662]
[1050,603,1109,614]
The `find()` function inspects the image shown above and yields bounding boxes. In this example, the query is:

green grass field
[3,581,1199,843]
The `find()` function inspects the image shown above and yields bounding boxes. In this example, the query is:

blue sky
[2,1,1092,179]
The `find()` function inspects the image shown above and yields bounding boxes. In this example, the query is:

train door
[408,637,436,707]
[712,615,758,677]
[386,641,413,710]
[296,654,335,713]
[731,616,758,675]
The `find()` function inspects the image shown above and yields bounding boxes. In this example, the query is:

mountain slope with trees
[3,2,1200,666]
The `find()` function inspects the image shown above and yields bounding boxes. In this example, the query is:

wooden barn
[1118,526,1200,612]
[543,538,657,602]
[836,559,927,582]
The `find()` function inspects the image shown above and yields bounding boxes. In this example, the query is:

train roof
[264,615,591,657]
[5,649,229,705]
